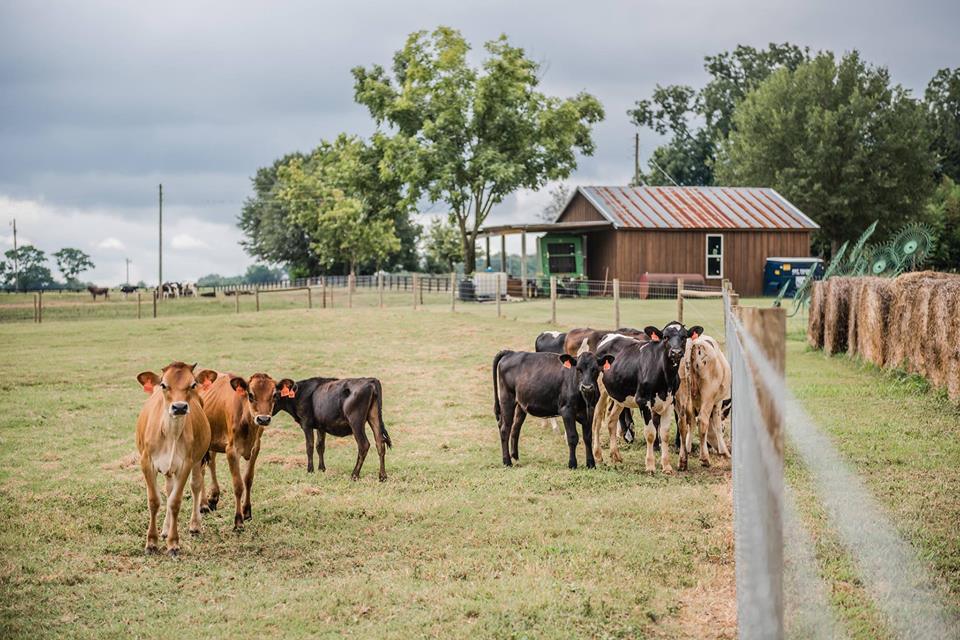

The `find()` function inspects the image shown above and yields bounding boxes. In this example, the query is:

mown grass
[0,299,735,639]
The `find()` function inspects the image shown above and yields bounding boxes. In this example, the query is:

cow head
[137,362,216,418]
[559,352,614,404]
[644,322,703,368]
[230,373,281,427]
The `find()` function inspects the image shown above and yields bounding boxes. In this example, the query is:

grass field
[0,296,957,638]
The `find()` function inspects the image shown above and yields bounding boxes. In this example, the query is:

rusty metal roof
[568,186,818,230]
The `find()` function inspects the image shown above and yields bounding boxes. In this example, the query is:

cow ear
[230,377,249,396]
[688,325,704,340]
[196,369,218,391]
[601,355,615,371]
[644,326,662,342]
[558,354,576,369]
[137,371,160,393]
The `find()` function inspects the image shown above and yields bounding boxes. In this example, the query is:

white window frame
[706,233,724,279]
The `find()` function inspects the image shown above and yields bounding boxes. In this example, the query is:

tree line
[0,246,99,291]
[240,32,958,275]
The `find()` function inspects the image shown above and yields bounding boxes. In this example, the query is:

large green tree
[3,246,54,291]
[926,67,960,182]
[925,176,960,271]
[629,43,809,186]
[52,248,94,284]
[422,217,463,272]
[352,27,604,273]
[715,52,935,254]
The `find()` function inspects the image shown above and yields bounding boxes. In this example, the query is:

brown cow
[563,327,648,356]
[88,285,109,300]
[199,372,291,530]
[135,362,214,556]
[676,334,731,470]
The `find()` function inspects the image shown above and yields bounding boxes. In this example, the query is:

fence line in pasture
[724,288,954,639]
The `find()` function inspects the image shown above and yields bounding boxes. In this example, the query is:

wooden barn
[482,185,818,297]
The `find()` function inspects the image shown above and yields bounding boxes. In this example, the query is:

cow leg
[316,429,326,472]
[189,460,204,535]
[303,426,315,473]
[709,404,731,459]
[161,475,173,538]
[349,416,370,481]
[677,409,690,472]
[605,402,624,464]
[498,394,517,467]
[561,410,580,469]
[163,468,189,556]
[509,405,526,461]
[591,390,609,464]
[579,412,596,469]
[206,452,220,511]
[225,445,245,531]
[242,443,260,521]
[658,408,675,475]
[642,412,657,474]
[367,406,388,483]
[142,463,161,554]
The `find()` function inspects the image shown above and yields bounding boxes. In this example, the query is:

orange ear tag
[603,361,611,371]
[202,379,213,391]
[563,360,572,369]
[143,381,154,393]
[650,334,660,342]
[280,387,296,398]
[691,332,700,340]
[236,386,246,397]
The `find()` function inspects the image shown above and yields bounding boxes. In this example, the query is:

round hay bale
[921,280,957,389]
[947,287,960,403]
[807,280,826,350]
[846,279,869,357]
[856,278,895,368]
[887,274,958,373]
[823,278,854,356]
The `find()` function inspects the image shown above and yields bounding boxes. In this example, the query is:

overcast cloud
[1,0,957,284]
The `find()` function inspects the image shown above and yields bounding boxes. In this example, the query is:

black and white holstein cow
[533,331,567,432]
[493,349,613,469]
[592,322,702,474]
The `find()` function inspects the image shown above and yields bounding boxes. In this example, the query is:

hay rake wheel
[890,222,936,271]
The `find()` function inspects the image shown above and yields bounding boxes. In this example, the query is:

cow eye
[159,381,168,390]
[248,392,255,402]
[190,381,198,389]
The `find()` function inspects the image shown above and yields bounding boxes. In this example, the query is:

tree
[715,52,936,254]
[352,27,604,273]
[630,43,809,186]
[538,184,571,222]
[3,246,54,290]
[52,248,94,284]
[925,68,960,182]
[276,146,401,275]
[925,177,960,271]
[244,264,285,284]
[422,217,463,272]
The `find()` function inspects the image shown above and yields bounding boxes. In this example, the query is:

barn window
[547,242,577,274]
[706,234,723,278]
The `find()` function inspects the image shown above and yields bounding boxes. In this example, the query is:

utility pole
[158,184,163,290]
[634,133,640,186]
[125,258,132,285]
[10,219,19,292]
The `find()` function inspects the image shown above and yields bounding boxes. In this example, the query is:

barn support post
[500,234,507,274]
[137,292,141,319]
[676,278,684,323]
[550,276,557,324]
[613,278,620,328]
[378,272,384,308]
[152,289,157,318]
[450,272,456,312]
[255,287,260,312]
[496,273,502,318]
[520,231,527,300]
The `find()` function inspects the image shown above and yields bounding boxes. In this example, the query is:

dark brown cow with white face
[199,372,292,530]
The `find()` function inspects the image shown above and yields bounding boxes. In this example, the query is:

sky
[1,0,957,285]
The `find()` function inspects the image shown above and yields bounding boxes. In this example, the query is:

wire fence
[724,290,955,639]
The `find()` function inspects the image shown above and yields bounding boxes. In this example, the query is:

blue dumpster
[762,257,824,297]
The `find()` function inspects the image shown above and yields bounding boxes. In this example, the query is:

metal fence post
[550,276,557,324]
[676,278,684,323]
[613,278,620,328]
[450,272,456,312]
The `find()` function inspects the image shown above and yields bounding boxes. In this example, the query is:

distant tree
[925,68,960,182]
[925,177,960,271]
[244,264,285,284]
[52,248,94,284]
[352,27,604,273]
[423,217,464,272]
[630,43,810,186]
[197,273,243,287]
[3,246,54,290]
[715,52,935,254]
[538,184,571,222]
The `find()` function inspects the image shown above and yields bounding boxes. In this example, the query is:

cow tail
[373,378,392,448]
[492,350,510,421]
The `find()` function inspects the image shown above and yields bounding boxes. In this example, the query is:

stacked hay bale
[822,278,854,356]
[855,278,895,368]
[807,280,825,349]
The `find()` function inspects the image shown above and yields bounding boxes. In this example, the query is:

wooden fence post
[496,274,502,318]
[613,278,620,328]
[33,294,38,323]
[235,290,240,314]
[419,275,424,306]
[378,272,384,308]
[412,273,419,309]
[550,276,557,324]
[255,287,260,312]
[153,289,158,318]
[348,274,354,308]
[450,272,456,312]
[676,278,684,322]
[307,286,313,310]
[38,291,42,324]
[137,292,142,319]
[321,277,326,309]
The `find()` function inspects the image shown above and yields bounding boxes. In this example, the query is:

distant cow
[273,377,392,481]
[135,362,214,555]
[593,322,701,473]
[119,285,138,298]
[493,349,613,469]
[181,282,197,297]
[88,285,109,300]
[200,371,288,530]
[676,334,731,470]
[161,282,181,299]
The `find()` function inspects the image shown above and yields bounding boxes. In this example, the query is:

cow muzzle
[169,402,189,416]
[255,415,272,426]
[669,349,683,365]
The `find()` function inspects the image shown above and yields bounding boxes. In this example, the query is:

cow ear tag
[603,361,611,371]
[690,331,700,340]
[202,379,213,391]
[563,360,572,369]
[143,381,154,393]
[236,385,246,397]
[280,386,296,398]
[650,333,660,342]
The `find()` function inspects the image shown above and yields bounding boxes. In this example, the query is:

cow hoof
[586,459,596,469]
[568,461,577,469]
[167,548,180,558]
[145,544,159,555]
[611,452,623,464]
[502,458,512,467]
[200,504,210,514]
[351,474,360,481]
[307,467,314,474]
[319,467,326,473]
[379,474,387,482]
[511,452,519,461]
[233,515,244,531]
[243,507,252,521]
[662,467,675,476]
[700,459,711,468]
[207,498,218,511]
[678,460,688,472]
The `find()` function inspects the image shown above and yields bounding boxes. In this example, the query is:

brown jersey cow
[199,372,292,530]
[135,362,214,556]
